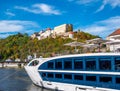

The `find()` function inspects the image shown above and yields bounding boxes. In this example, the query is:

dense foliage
[0,31,99,62]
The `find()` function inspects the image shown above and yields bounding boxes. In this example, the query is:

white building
[31,24,73,40]
[31,33,40,39]
[38,28,52,40]
[15,58,21,62]
[5,58,13,62]
[53,24,73,35]
[69,31,74,39]
[106,29,120,52]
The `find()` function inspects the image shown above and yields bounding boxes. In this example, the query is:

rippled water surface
[0,68,51,91]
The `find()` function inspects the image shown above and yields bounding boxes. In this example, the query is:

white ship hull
[25,53,120,91]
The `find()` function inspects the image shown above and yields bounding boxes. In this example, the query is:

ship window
[55,61,62,69]
[74,75,83,80]
[115,57,120,71]
[64,60,72,69]
[47,73,54,78]
[74,60,83,69]
[41,73,46,77]
[48,62,54,69]
[99,59,111,70]
[86,60,96,70]
[64,74,72,79]
[100,76,112,83]
[29,60,39,66]
[116,77,120,84]
[55,74,62,79]
[86,76,96,81]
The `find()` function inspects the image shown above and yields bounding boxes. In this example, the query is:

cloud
[68,0,120,12]
[5,11,15,16]
[110,0,120,8]
[5,9,15,16]
[76,0,97,5]
[68,0,98,5]
[77,16,120,38]
[0,20,39,38]
[96,0,120,12]
[15,3,62,15]
[95,0,107,13]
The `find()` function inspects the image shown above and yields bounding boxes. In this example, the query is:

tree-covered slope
[0,31,99,62]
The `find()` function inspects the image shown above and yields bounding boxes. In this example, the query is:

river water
[0,68,51,91]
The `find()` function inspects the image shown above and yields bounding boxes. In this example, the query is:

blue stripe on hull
[39,72,120,90]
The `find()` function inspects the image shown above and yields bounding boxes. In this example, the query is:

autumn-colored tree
[0,31,99,62]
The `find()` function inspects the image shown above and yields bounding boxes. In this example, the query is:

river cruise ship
[25,53,120,91]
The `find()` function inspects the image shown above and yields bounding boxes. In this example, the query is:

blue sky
[0,0,120,38]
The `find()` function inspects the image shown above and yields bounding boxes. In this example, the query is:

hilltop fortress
[31,24,74,40]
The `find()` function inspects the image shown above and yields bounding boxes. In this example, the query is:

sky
[0,0,120,39]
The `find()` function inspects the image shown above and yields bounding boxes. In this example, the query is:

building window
[55,74,62,79]
[64,60,72,69]
[99,58,111,70]
[74,74,83,80]
[55,61,62,69]
[48,62,54,69]
[115,57,120,71]
[86,60,96,70]
[86,76,96,81]
[100,76,112,83]
[74,60,83,69]
[47,73,54,78]
[64,74,72,79]
[116,77,120,84]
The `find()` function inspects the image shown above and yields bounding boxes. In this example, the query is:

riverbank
[0,62,27,68]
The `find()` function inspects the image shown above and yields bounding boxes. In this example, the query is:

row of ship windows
[41,73,120,84]
[47,58,120,70]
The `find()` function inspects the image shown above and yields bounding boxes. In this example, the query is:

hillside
[0,31,99,62]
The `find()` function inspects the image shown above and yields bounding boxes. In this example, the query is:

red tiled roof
[46,28,51,30]
[108,28,120,36]
[69,31,74,34]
